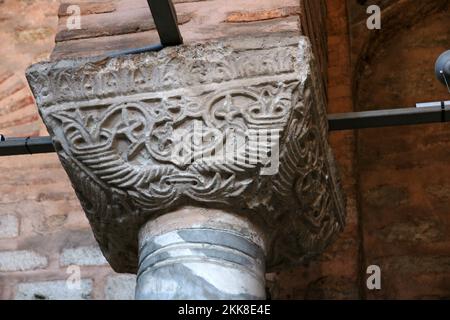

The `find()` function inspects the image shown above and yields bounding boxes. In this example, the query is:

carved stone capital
[27,34,346,274]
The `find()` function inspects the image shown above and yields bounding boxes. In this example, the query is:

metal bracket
[106,0,182,57]
[147,0,183,46]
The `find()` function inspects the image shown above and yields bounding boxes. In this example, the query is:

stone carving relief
[44,82,296,212]
[27,35,346,273]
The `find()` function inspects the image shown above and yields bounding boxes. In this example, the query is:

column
[135,207,266,300]
[26,34,346,300]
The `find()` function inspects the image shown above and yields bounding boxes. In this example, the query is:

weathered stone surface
[28,36,344,271]
[15,279,93,300]
[364,185,410,209]
[0,250,47,272]
[377,219,444,244]
[104,274,136,300]
[60,245,108,266]
[0,214,19,238]
[26,33,346,274]
[136,208,266,300]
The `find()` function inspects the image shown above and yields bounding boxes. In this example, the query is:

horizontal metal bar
[0,136,54,156]
[104,0,181,59]
[329,105,450,131]
[147,0,183,46]
[2,105,450,156]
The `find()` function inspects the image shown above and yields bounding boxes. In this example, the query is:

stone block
[0,214,19,238]
[104,274,136,300]
[60,245,107,266]
[15,279,93,300]
[0,250,47,272]
[27,33,346,274]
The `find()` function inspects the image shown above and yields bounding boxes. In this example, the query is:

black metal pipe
[2,105,450,156]
[329,105,450,131]
[0,136,54,156]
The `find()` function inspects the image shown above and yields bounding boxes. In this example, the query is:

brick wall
[349,0,450,299]
[0,0,135,300]
[0,0,309,300]
[270,0,360,299]
[51,0,301,59]
[3,0,449,300]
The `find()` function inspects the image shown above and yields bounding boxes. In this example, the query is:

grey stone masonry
[0,250,48,272]
[15,279,93,300]
[26,32,346,300]
[104,274,136,300]
[0,214,19,239]
[60,245,108,266]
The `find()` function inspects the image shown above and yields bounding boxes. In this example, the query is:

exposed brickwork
[225,6,300,22]
[51,0,301,59]
[2,0,449,300]
[350,0,450,299]
[58,1,116,17]
[0,0,308,300]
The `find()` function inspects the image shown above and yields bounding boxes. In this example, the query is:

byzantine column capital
[26,34,346,274]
